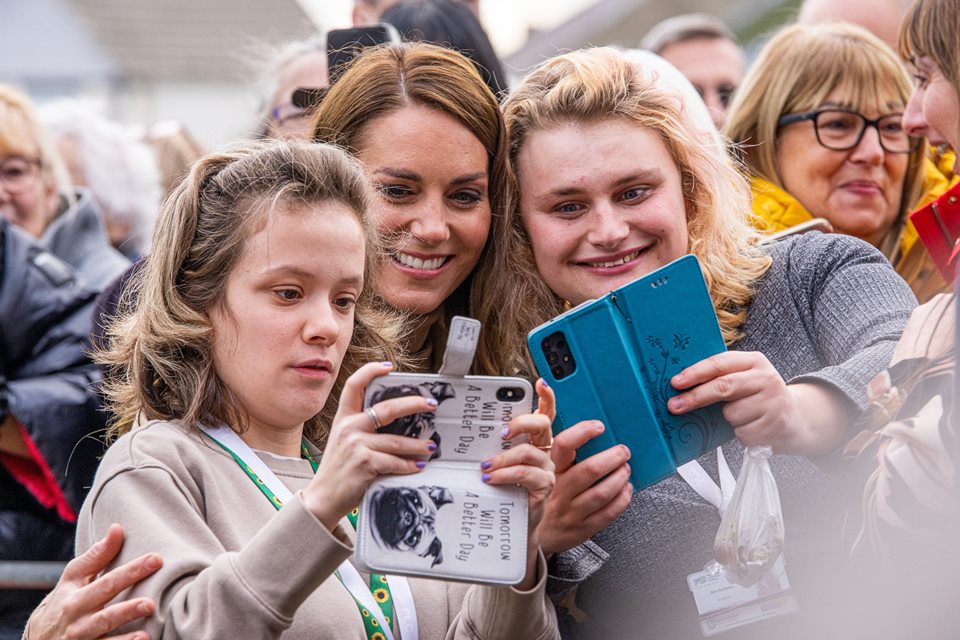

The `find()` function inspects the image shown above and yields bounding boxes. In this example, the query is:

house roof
[1,0,316,85]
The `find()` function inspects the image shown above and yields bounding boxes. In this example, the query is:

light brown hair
[99,139,404,445]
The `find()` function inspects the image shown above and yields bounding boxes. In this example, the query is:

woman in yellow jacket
[725,22,956,302]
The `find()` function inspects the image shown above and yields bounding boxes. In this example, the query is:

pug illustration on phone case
[357,372,532,585]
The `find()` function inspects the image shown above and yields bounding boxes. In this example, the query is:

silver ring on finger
[365,406,383,430]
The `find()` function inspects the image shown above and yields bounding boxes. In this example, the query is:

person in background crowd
[0,219,109,638]
[831,2,960,636]
[78,139,558,639]
[39,100,161,261]
[0,86,128,290]
[382,0,508,99]
[488,46,916,639]
[798,0,911,50]
[254,35,329,140]
[725,23,952,303]
[141,120,205,198]
[639,13,745,129]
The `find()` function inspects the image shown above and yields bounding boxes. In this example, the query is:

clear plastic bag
[712,446,785,587]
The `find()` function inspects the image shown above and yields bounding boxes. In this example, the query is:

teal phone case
[527,255,734,489]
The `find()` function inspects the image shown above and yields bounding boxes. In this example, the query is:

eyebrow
[370,167,487,186]
[534,170,663,203]
[260,265,363,287]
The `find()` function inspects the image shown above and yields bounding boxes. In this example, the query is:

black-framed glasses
[0,156,41,194]
[777,108,921,154]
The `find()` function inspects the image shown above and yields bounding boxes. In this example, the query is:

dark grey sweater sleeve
[780,233,916,410]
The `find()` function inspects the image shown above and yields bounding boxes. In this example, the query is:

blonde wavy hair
[98,139,405,445]
[725,22,926,261]
[475,47,771,378]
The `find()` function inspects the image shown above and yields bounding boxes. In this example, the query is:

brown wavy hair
[310,42,510,374]
[478,47,771,377]
[98,139,405,445]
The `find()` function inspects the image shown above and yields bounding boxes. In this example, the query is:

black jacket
[0,219,108,623]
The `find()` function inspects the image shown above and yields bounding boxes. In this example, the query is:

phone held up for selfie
[355,372,533,585]
[527,254,735,491]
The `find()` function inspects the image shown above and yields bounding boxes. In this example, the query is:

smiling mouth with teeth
[394,253,449,270]
[585,249,642,269]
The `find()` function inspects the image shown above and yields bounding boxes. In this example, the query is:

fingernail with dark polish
[416,460,427,469]
[481,460,493,470]
[427,442,437,452]
[482,473,492,482]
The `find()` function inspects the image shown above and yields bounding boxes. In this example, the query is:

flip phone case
[527,254,734,490]
[355,372,532,585]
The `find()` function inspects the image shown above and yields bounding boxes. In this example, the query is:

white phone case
[356,372,532,585]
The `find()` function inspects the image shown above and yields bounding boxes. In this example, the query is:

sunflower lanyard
[201,425,417,640]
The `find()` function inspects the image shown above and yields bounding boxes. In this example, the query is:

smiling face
[209,202,365,436]
[903,57,960,154]
[775,90,909,248]
[356,104,491,315]
[517,119,689,306]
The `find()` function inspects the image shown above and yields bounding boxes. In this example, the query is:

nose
[408,195,450,246]
[586,201,630,248]
[849,124,885,164]
[901,90,929,139]
[302,298,342,345]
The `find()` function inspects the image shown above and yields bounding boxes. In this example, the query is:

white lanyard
[676,446,737,516]
[201,425,419,640]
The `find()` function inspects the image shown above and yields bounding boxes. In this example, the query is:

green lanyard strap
[209,437,396,640]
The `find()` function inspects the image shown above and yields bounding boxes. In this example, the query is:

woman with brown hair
[72,139,558,639]
[310,42,512,376]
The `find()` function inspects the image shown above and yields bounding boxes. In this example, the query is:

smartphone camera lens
[551,365,564,378]
[542,337,551,349]
[547,352,559,365]
[496,387,526,402]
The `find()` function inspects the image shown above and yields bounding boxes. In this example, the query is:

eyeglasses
[777,108,921,154]
[0,156,41,193]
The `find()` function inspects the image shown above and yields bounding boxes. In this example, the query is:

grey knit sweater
[550,232,917,640]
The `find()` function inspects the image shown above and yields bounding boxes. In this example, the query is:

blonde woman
[725,23,954,302]
[479,47,917,638]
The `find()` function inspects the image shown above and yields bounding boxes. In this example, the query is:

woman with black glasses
[725,22,952,302]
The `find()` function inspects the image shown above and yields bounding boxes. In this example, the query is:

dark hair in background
[381,0,508,99]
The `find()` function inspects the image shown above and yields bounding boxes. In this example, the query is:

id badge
[687,555,798,637]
